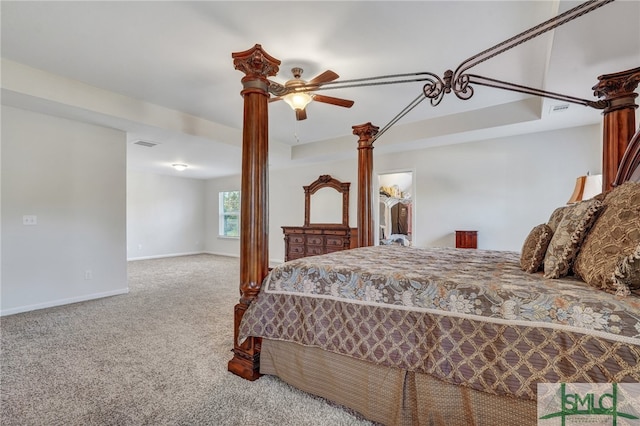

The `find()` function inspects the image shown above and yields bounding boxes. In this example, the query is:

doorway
[376,170,414,246]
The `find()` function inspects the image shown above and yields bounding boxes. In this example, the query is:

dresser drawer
[325,246,345,254]
[289,251,305,259]
[326,236,346,247]
[289,244,305,255]
[324,229,348,236]
[306,235,324,246]
[284,228,304,234]
[289,235,305,244]
[306,246,324,256]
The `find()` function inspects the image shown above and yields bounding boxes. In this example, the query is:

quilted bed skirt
[260,339,536,426]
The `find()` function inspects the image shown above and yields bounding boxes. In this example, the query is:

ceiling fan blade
[313,94,354,108]
[296,109,307,121]
[308,70,339,86]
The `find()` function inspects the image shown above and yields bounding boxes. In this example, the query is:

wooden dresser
[282,175,358,262]
[283,225,358,261]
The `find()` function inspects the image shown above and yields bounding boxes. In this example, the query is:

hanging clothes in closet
[391,202,409,235]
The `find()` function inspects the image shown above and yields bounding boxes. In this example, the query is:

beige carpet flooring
[1,254,373,425]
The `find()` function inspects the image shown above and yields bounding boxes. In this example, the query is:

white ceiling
[2,1,639,179]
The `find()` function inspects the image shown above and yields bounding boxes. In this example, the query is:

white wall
[204,175,241,257]
[375,124,601,250]
[204,165,358,264]
[268,165,359,263]
[1,106,128,315]
[206,123,601,262]
[127,171,205,260]
[0,106,597,316]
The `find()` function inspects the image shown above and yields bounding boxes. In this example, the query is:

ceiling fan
[269,67,354,121]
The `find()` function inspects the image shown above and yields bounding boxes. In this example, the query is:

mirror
[304,175,350,227]
[310,187,343,224]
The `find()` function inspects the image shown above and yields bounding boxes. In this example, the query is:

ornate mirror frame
[304,175,350,227]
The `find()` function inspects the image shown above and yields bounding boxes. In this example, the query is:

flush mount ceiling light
[172,163,188,171]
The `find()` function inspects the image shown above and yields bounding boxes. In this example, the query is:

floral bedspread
[239,245,640,400]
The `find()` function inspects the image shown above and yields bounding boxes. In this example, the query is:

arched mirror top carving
[304,175,350,227]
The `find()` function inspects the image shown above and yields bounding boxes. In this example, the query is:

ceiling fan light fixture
[272,67,351,121]
[172,163,188,171]
[283,92,313,111]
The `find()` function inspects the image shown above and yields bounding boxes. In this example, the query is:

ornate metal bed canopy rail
[268,0,615,141]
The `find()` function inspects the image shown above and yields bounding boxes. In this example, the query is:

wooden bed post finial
[593,67,640,192]
[228,45,281,381]
[353,122,380,248]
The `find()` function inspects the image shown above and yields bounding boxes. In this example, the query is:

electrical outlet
[84,270,93,280]
[23,215,37,225]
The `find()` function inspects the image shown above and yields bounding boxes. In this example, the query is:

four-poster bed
[228,51,640,424]
[227,3,640,424]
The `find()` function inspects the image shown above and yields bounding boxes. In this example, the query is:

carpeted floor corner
[0,254,373,425]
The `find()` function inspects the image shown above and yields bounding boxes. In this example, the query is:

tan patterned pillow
[573,182,640,295]
[520,224,553,273]
[543,198,603,279]
[613,244,640,296]
[547,206,568,233]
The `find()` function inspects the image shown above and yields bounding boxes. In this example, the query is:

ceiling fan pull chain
[294,120,301,144]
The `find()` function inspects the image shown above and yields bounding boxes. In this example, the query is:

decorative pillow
[592,191,607,203]
[613,244,640,296]
[520,224,553,273]
[547,206,568,233]
[573,182,640,295]
[543,198,603,279]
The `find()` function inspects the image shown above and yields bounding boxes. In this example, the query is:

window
[219,191,240,237]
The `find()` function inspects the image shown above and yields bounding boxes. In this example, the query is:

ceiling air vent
[550,104,570,114]
[133,140,159,148]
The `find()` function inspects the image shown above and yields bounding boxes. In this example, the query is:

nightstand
[455,230,477,249]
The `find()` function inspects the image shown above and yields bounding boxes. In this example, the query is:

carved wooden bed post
[353,123,379,247]
[228,45,280,380]
[592,67,640,192]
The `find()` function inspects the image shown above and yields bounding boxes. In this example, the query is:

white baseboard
[204,251,284,266]
[127,251,205,261]
[0,288,130,317]
[202,251,239,258]
[127,251,284,266]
